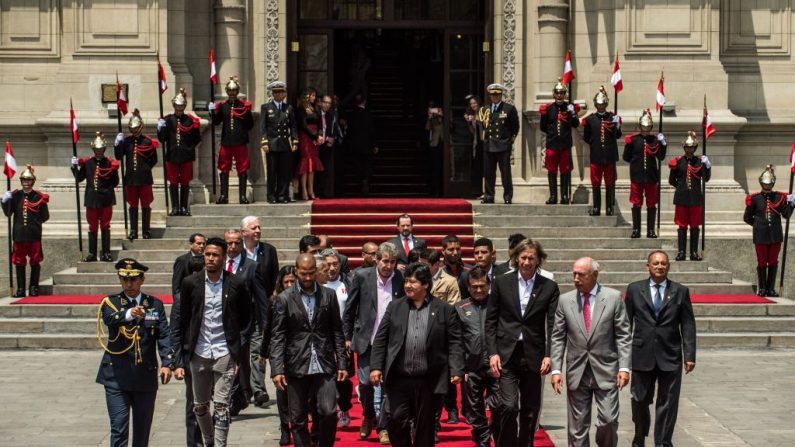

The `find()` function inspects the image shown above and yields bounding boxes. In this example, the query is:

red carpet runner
[310,198,476,269]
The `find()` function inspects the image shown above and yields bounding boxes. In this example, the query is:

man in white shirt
[322,248,354,427]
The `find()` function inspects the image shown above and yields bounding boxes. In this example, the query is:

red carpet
[311,198,475,269]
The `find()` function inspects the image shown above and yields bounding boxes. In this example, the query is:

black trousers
[464,369,500,445]
[427,144,443,196]
[183,370,204,446]
[386,374,439,447]
[631,367,683,447]
[337,358,355,412]
[493,344,542,447]
[484,149,513,202]
[471,142,484,197]
[230,341,252,410]
[104,386,157,447]
[286,373,338,447]
[267,151,293,201]
[276,387,290,425]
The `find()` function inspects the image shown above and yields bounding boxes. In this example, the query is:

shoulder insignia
[539,103,548,114]
[745,194,753,207]
[573,103,581,113]
[120,297,128,306]
[580,118,587,127]
[190,115,201,128]
[668,157,680,169]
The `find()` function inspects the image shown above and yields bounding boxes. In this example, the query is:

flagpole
[116,74,128,234]
[70,99,83,254]
[701,95,707,257]
[779,165,793,294]
[657,72,664,235]
[157,55,170,212]
[209,50,217,196]
[5,141,12,292]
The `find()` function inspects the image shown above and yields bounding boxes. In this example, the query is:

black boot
[631,207,641,238]
[216,173,229,204]
[179,185,191,216]
[766,265,779,297]
[560,173,570,204]
[279,423,291,445]
[605,186,615,216]
[690,228,702,261]
[141,208,152,239]
[238,174,250,204]
[28,265,40,297]
[127,207,138,240]
[545,173,558,204]
[168,185,179,216]
[84,232,98,262]
[675,228,687,261]
[12,265,25,298]
[101,229,113,262]
[647,208,658,238]
[589,186,601,216]
[756,266,767,297]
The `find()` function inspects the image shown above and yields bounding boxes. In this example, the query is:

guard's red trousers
[12,241,43,266]
[674,205,703,229]
[166,162,193,186]
[86,207,113,232]
[217,144,250,175]
[629,182,658,208]
[755,243,781,267]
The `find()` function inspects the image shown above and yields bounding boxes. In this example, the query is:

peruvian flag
[4,140,16,179]
[69,99,79,144]
[702,105,716,140]
[655,73,666,111]
[790,143,795,174]
[209,49,218,85]
[158,58,168,94]
[562,50,575,85]
[610,54,623,93]
[116,78,128,116]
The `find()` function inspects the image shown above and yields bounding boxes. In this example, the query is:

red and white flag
[4,140,16,179]
[69,99,79,144]
[116,78,128,116]
[790,143,795,174]
[158,58,168,94]
[209,49,218,85]
[702,106,716,140]
[610,54,623,93]
[562,50,575,85]
[655,73,666,111]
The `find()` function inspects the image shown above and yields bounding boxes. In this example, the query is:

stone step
[558,283,753,295]
[51,284,173,296]
[0,304,106,318]
[167,215,311,227]
[187,204,312,216]
[471,204,599,216]
[697,333,795,348]
[0,318,96,334]
[697,317,795,333]
[0,334,98,349]
[474,215,620,227]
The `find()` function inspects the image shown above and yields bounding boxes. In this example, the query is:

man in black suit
[173,238,251,447]
[345,94,378,194]
[318,95,342,198]
[318,234,349,275]
[493,233,526,276]
[442,234,472,280]
[480,83,519,204]
[343,242,404,443]
[625,250,696,447]
[459,237,496,299]
[485,238,559,447]
[260,81,298,203]
[172,233,206,297]
[269,253,348,447]
[387,213,426,271]
[370,263,464,447]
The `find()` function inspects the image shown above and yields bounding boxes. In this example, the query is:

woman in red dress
[295,89,324,200]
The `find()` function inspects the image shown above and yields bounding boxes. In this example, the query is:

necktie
[492,104,496,114]
[582,293,591,335]
[403,237,411,255]
[226,258,234,273]
[276,102,281,112]
[653,284,663,316]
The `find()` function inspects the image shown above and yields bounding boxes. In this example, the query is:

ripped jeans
[189,354,237,447]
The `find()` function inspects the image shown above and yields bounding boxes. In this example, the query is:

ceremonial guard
[581,86,621,216]
[622,109,667,238]
[668,131,711,261]
[260,80,298,204]
[539,78,580,205]
[157,88,201,216]
[96,258,173,447]
[71,132,120,262]
[743,166,795,296]
[115,109,159,240]
[210,76,254,204]
[1,164,49,297]
[480,83,519,204]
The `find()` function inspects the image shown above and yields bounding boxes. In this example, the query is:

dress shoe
[378,430,390,445]
[630,229,641,239]
[481,198,494,204]
[504,199,512,204]
[230,400,248,416]
[100,252,114,262]
[446,409,459,424]
[359,417,373,439]
[215,195,228,204]
[267,197,276,204]
[279,423,291,445]
[254,391,269,407]
[338,410,351,427]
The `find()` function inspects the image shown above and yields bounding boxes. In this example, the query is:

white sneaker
[339,410,351,428]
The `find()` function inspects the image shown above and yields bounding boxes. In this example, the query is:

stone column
[536,0,569,102]
[214,0,247,96]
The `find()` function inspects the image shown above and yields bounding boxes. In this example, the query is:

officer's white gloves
[567,104,575,114]
[787,194,795,205]
[1,191,12,203]
[657,133,666,146]
[115,133,125,147]
[701,155,711,169]
[157,119,166,131]
[71,156,79,167]
[208,102,216,112]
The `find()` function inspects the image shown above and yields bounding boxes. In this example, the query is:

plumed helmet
[638,108,653,129]
[172,88,188,106]
[759,164,776,186]
[225,75,241,92]
[19,164,36,182]
[593,85,609,106]
[553,78,567,95]
[683,130,698,149]
[128,109,143,130]
[91,131,107,150]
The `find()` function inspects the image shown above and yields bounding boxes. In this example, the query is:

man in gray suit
[550,257,632,447]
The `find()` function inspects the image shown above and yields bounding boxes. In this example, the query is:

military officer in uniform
[210,76,255,204]
[96,258,173,447]
[581,86,621,216]
[623,109,667,239]
[668,131,711,261]
[480,83,519,204]
[260,80,298,204]
[72,132,120,262]
[539,79,580,205]
[157,88,201,216]
[743,165,795,297]
[2,164,49,297]
[115,109,159,241]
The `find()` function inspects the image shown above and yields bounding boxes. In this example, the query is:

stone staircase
[2,201,795,349]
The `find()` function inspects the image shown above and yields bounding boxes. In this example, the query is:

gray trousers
[356,348,389,431]
[566,366,619,447]
[250,327,267,395]
[189,354,237,447]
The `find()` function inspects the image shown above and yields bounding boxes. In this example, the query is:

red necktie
[582,293,591,335]
[226,258,234,273]
[403,237,411,255]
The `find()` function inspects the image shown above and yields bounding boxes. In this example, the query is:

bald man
[267,253,348,447]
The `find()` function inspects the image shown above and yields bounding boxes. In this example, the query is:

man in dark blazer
[343,242,404,442]
[318,94,342,197]
[260,81,298,204]
[485,238,559,447]
[387,213,427,270]
[481,83,519,204]
[493,233,526,276]
[173,238,251,447]
[269,253,348,447]
[370,262,464,447]
[172,233,206,297]
[625,250,696,447]
[345,94,378,194]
